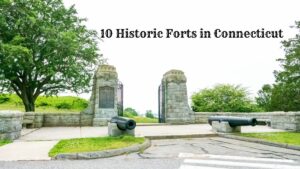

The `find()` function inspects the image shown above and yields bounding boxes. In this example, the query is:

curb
[136,123,170,126]
[219,134,300,151]
[145,133,218,140]
[52,138,151,160]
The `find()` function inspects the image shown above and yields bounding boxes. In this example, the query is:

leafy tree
[124,107,138,116]
[271,83,300,111]
[0,0,101,112]
[273,21,300,111]
[256,83,300,112]
[256,21,300,111]
[192,84,259,112]
[256,84,273,111]
[145,110,155,118]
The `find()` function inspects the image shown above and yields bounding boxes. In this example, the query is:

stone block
[80,114,93,126]
[270,112,300,131]
[34,123,43,128]
[0,110,23,140]
[212,121,241,133]
[108,122,135,137]
[0,132,20,140]
[93,118,109,126]
[108,123,122,136]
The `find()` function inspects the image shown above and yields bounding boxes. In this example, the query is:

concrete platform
[0,124,285,161]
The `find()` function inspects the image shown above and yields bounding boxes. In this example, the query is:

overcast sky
[63,0,300,115]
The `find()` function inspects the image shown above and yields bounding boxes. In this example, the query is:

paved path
[0,141,58,161]
[19,124,283,141]
[0,124,285,161]
[1,137,299,169]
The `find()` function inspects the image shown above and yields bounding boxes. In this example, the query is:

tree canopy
[256,21,300,111]
[145,110,155,118]
[0,0,102,111]
[192,84,259,112]
[123,107,139,117]
[256,84,273,111]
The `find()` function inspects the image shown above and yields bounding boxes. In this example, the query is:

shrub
[0,94,88,112]
[256,84,273,111]
[36,101,49,107]
[124,107,138,116]
[72,99,88,109]
[192,84,259,112]
[145,110,155,118]
[256,83,300,112]
[55,102,72,109]
[0,95,10,104]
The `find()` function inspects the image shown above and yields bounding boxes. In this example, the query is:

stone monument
[158,69,194,124]
[82,65,120,126]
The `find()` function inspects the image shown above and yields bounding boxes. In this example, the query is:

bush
[256,84,273,111]
[36,101,49,107]
[36,96,88,110]
[55,102,72,109]
[72,99,88,109]
[124,107,138,116]
[0,95,10,104]
[256,83,300,112]
[0,94,88,112]
[192,84,259,112]
[145,110,155,118]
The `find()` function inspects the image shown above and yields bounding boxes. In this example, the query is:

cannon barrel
[208,116,257,127]
[110,116,136,130]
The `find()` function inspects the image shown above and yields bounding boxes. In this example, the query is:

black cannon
[208,116,257,127]
[110,116,136,130]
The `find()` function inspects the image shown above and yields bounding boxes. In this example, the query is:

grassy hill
[0,94,88,113]
[0,94,159,123]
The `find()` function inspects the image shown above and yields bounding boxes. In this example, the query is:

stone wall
[195,111,300,131]
[23,112,43,128]
[19,111,300,132]
[271,112,300,131]
[194,112,272,124]
[0,111,23,140]
[43,113,80,127]
[23,112,93,128]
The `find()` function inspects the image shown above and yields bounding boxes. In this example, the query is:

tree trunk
[24,101,35,112]
[20,90,36,112]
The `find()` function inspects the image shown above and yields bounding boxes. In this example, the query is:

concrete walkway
[0,141,58,161]
[0,124,284,161]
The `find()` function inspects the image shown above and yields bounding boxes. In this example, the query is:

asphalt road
[1,137,300,169]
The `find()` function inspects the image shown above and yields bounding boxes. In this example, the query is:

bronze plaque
[99,86,114,108]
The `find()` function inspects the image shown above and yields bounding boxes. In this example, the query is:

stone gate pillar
[158,70,194,124]
[88,65,119,126]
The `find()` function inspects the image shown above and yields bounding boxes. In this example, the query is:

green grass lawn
[0,140,12,147]
[0,94,87,113]
[48,136,145,157]
[239,132,300,146]
[132,116,158,123]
